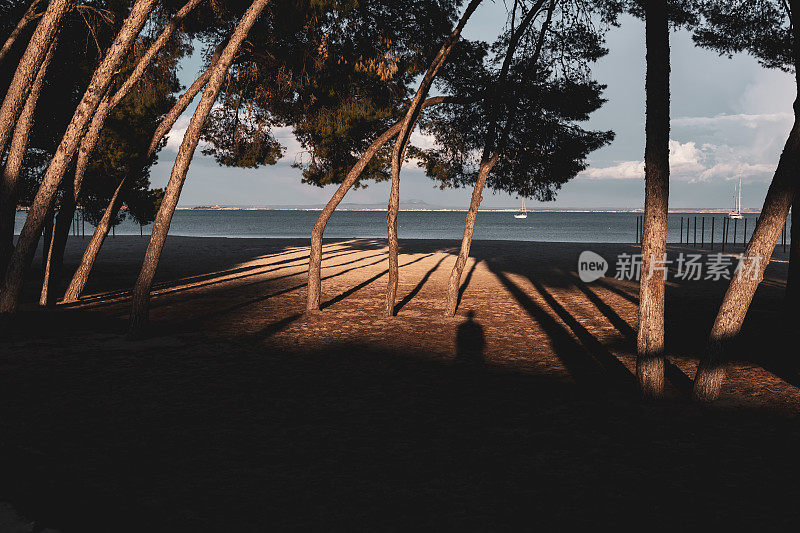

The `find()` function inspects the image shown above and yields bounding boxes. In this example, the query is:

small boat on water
[513,199,527,219]
[729,177,743,220]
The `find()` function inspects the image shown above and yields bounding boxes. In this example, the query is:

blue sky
[150,3,796,209]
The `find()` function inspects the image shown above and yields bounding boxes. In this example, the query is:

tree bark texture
[385,0,483,317]
[0,0,70,158]
[61,43,223,303]
[692,117,800,402]
[39,0,204,306]
[127,0,272,336]
[73,0,204,195]
[0,0,158,314]
[692,1,800,402]
[0,0,45,66]
[62,179,124,303]
[0,35,56,277]
[637,0,670,399]
[443,0,548,317]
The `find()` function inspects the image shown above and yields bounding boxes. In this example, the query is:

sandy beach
[2,236,799,529]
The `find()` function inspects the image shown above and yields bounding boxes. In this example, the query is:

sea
[15,209,782,244]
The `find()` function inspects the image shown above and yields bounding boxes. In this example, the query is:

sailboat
[729,177,743,220]
[513,198,528,219]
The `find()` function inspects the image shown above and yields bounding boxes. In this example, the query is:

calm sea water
[15,209,779,243]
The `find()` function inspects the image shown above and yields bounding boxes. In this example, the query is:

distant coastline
[16,204,764,214]
[186,205,243,211]
[173,205,763,214]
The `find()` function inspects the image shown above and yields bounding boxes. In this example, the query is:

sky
[149,3,797,209]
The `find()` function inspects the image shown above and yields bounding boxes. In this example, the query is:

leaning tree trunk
[62,179,125,303]
[0,0,158,315]
[0,0,70,158]
[692,117,800,402]
[384,0,483,317]
[692,5,800,403]
[61,43,224,304]
[443,0,549,317]
[0,35,56,277]
[442,154,499,313]
[41,206,55,271]
[128,0,272,337]
[308,123,403,312]
[73,0,204,195]
[40,0,204,306]
[39,183,75,307]
[0,0,45,67]
[148,40,225,155]
[637,0,670,399]
[306,96,459,311]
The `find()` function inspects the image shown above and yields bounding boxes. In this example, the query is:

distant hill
[174,201,764,213]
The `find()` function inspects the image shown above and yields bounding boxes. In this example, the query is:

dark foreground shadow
[2,334,800,531]
[2,240,800,530]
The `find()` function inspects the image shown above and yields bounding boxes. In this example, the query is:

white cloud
[163,115,190,152]
[582,105,792,184]
[671,113,793,128]
[271,125,306,165]
[581,140,706,180]
[580,160,644,180]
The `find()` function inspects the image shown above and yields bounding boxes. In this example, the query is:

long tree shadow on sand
[566,270,693,394]
[248,252,437,342]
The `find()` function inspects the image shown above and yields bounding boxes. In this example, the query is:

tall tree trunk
[692,4,800,403]
[443,0,549,317]
[0,0,158,315]
[0,0,45,67]
[637,0,670,399]
[62,179,124,303]
[60,44,224,304]
[0,0,70,158]
[0,35,56,277]
[127,0,272,337]
[385,0,483,317]
[306,96,458,311]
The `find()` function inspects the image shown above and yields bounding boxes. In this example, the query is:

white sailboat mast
[738,177,742,213]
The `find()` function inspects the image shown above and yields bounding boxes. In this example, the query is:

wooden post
[722,217,727,252]
[733,218,738,248]
[783,219,787,252]
[636,215,639,244]
[711,217,715,249]
[81,209,85,238]
[694,216,697,247]
[701,216,705,248]
[680,217,683,244]
[743,218,747,246]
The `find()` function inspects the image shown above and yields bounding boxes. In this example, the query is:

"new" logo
[578,251,608,283]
